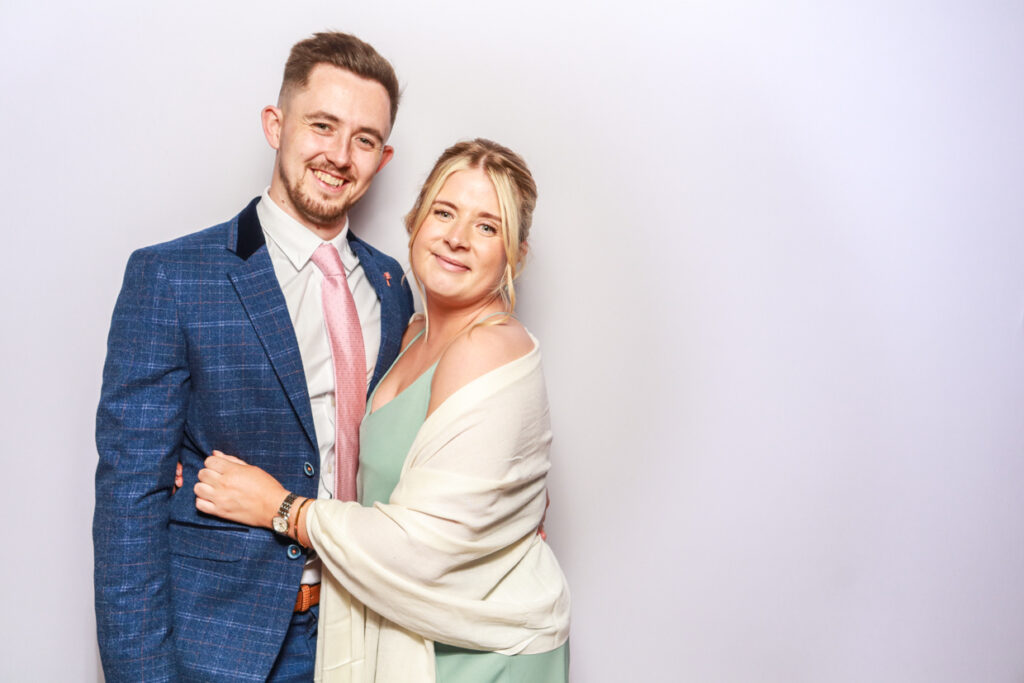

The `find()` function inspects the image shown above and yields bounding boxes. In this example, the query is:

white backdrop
[2,1,1023,681]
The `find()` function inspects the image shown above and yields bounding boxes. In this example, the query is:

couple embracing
[94,32,569,682]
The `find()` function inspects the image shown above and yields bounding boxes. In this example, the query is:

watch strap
[277,491,298,518]
[273,491,298,534]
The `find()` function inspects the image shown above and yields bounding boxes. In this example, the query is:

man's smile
[312,168,349,188]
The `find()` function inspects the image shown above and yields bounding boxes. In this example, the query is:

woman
[194,139,570,682]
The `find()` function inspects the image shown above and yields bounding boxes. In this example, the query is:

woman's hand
[194,451,289,529]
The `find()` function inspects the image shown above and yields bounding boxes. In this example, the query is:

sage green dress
[358,332,569,682]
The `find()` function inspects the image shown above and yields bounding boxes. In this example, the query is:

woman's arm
[193,451,312,543]
[195,316,431,540]
[194,325,562,651]
[193,323,533,541]
[303,332,562,650]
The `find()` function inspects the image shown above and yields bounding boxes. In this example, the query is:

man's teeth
[313,170,346,187]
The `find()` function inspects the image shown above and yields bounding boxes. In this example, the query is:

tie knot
[311,243,345,277]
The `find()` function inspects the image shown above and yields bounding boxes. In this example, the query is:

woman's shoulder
[401,315,427,348]
[428,318,535,414]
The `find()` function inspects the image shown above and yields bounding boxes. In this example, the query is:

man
[94,32,414,681]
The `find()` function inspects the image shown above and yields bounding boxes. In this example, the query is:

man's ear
[376,145,395,173]
[261,105,283,151]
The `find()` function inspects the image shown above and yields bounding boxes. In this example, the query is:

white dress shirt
[257,189,381,583]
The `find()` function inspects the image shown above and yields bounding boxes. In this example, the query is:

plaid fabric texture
[94,199,413,681]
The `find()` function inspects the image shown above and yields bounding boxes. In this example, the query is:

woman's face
[411,168,508,310]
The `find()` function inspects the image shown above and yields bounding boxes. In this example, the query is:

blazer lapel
[349,236,404,395]
[227,198,317,450]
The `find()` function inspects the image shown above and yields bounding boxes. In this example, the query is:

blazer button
[287,544,302,560]
[303,462,315,477]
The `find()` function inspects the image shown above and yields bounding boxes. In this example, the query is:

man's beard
[281,165,353,227]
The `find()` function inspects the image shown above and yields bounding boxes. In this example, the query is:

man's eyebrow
[304,111,386,141]
[354,125,386,142]
[304,111,340,124]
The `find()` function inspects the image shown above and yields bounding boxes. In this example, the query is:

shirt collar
[257,188,358,273]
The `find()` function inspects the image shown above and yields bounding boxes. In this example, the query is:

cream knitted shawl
[306,339,571,683]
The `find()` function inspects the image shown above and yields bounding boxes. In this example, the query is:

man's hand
[194,451,289,529]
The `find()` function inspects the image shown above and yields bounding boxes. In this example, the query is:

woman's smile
[433,252,470,271]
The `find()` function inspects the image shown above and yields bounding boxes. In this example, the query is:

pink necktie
[310,243,366,502]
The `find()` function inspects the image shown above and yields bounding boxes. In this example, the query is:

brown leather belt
[294,584,320,612]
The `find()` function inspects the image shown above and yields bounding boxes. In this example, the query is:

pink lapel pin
[383,272,392,287]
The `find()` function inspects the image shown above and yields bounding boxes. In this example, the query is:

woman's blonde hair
[405,138,537,315]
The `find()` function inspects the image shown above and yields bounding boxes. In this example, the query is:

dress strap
[368,327,425,408]
[402,310,511,362]
[477,311,513,324]
[399,327,426,354]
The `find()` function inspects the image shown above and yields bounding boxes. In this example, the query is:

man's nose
[325,135,352,168]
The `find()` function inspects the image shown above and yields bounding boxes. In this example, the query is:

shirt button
[303,462,315,477]
[287,545,302,560]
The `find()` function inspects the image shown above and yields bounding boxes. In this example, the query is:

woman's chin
[422,288,497,313]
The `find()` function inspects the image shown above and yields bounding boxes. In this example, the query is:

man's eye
[356,136,375,147]
[313,123,331,132]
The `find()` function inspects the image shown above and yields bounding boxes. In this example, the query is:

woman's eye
[479,223,498,235]
[433,210,453,219]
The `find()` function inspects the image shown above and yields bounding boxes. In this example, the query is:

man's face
[263,64,394,235]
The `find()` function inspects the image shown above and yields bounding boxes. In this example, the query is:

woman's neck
[421,297,506,349]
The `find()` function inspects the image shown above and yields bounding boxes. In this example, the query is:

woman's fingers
[214,451,248,465]
[194,481,224,516]
[195,495,216,515]
[204,453,230,472]
[193,481,216,497]
[196,466,221,485]
[192,454,283,528]
[193,481,215,501]
[194,480,237,517]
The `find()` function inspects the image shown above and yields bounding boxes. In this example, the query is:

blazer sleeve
[94,248,189,682]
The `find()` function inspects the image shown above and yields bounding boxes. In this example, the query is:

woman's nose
[444,221,469,248]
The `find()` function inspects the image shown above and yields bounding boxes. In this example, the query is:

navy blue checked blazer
[94,198,414,682]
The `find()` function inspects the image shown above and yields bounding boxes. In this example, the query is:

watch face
[272,517,288,534]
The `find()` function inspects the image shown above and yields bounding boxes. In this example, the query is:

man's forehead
[282,65,390,129]
[287,64,388,102]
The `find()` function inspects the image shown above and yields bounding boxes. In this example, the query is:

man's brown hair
[281,31,400,128]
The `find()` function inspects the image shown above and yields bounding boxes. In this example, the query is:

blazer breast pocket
[169,522,249,562]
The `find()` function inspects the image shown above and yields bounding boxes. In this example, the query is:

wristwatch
[272,492,299,535]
